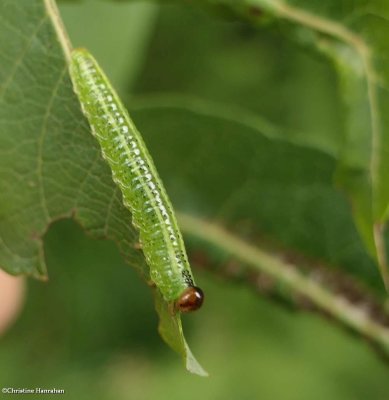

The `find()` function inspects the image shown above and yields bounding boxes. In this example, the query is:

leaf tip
[184,340,209,377]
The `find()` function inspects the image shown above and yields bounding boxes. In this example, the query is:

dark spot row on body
[182,269,194,287]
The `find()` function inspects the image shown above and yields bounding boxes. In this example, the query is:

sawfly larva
[69,48,204,313]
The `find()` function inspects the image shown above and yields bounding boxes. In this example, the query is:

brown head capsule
[176,286,204,313]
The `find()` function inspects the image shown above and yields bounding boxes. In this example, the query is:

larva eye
[176,286,204,313]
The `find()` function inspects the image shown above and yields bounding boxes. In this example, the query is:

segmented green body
[69,49,195,302]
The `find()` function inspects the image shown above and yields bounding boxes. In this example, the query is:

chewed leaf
[0,0,204,374]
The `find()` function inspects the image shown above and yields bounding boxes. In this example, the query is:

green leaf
[154,289,208,376]
[131,97,381,290]
[2,0,389,372]
[130,99,389,355]
[0,0,205,376]
[194,0,389,290]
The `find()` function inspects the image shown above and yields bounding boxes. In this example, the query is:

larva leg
[134,242,143,250]
[147,279,156,288]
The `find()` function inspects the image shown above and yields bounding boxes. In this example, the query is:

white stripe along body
[70,49,203,312]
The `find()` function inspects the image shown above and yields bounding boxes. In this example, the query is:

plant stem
[179,213,389,354]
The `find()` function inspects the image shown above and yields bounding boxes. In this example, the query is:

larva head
[176,286,204,313]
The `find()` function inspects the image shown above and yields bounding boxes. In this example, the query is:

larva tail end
[72,47,89,56]
[70,48,93,66]
[176,286,204,313]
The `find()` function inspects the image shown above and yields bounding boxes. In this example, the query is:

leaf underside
[0,0,205,375]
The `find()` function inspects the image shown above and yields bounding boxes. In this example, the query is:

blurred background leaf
[193,0,389,292]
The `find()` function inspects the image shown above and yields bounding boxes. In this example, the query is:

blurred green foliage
[1,0,389,398]
[1,220,388,399]
[134,2,344,156]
